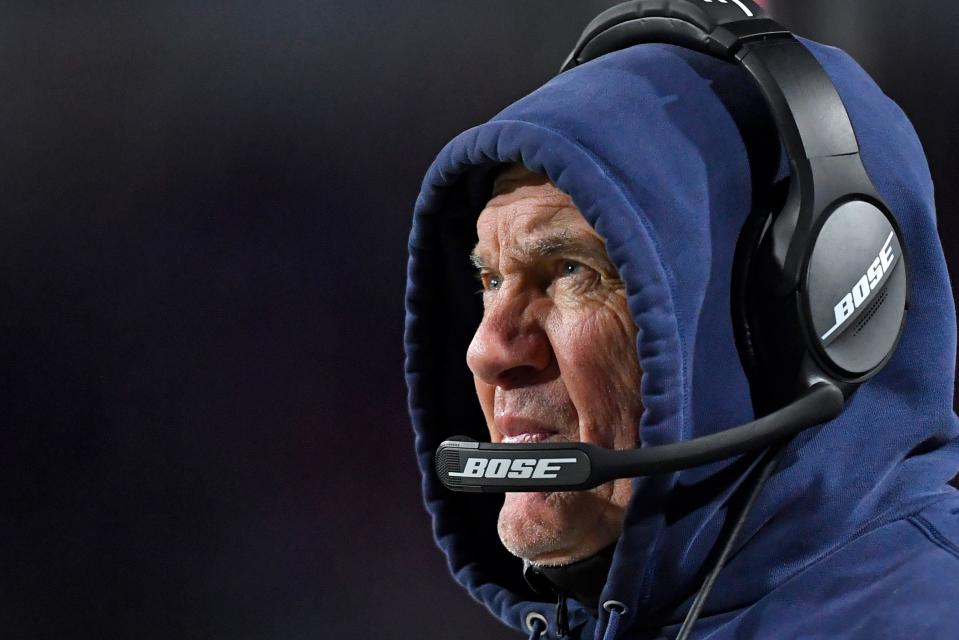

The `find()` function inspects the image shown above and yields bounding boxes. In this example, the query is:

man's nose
[466,291,552,388]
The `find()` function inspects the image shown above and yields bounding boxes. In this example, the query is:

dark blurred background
[1,2,956,639]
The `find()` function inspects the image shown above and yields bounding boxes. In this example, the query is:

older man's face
[467,166,643,566]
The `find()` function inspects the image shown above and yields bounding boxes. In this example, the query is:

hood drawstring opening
[526,612,548,640]
[602,600,627,640]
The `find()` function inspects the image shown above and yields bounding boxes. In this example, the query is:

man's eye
[554,260,603,292]
[480,272,501,291]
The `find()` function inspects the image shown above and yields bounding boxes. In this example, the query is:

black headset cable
[674,439,788,640]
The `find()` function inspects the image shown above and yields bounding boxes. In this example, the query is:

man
[468,163,642,569]
[405,37,959,640]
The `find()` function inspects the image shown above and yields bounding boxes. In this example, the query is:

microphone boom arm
[435,383,844,492]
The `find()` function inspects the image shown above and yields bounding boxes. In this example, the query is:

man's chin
[497,491,577,563]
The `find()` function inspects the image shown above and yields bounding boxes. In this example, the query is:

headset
[433,2,909,636]
[434,0,909,496]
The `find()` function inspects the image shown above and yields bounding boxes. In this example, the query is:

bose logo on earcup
[821,231,897,341]
[448,457,579,479]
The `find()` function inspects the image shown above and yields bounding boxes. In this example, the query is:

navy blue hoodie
[405,38,959,639]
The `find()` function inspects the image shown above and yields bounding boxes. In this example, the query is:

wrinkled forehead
[473,165,607,265]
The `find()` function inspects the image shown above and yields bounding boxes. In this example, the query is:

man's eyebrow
[469,251,488,270]
[523,233,579,261]
[469,231,609,270]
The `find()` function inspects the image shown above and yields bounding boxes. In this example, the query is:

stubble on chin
[496,489,603,565]
[497,491,567,563]
[496,476,633,565]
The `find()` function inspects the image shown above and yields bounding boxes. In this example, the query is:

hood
[404,37,959,639]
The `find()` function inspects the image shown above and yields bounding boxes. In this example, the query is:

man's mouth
[495,416,562,443]
[501,432,556,444]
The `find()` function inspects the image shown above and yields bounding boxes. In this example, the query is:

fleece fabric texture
[404,38,959,639]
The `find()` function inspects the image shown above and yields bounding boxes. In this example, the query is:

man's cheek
[554,303,603,341]
[561,311,629,370]
[557,312,637,417]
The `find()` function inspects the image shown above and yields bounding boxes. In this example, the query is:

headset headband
[562,0,866,292]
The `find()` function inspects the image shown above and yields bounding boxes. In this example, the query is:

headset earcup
[732,181,800,415]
